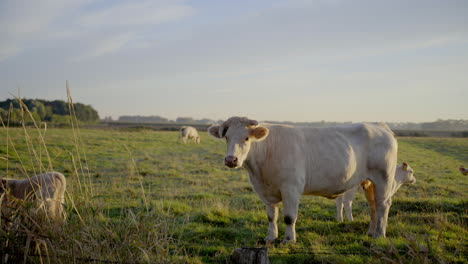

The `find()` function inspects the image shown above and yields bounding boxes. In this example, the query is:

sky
[0,0,467,123]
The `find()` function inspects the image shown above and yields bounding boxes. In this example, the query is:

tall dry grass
[0,84,188,263]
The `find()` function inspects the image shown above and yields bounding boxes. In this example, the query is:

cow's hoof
[367,228,376,237]
[264,237,276,245]
[372,233,386,239]
[280,239,296,245]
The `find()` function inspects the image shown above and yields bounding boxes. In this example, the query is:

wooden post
[231,247,270,264]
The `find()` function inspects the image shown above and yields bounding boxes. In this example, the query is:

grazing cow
[0,172,66,222]
[180,126,200,144]
[459,167,468,176]
[336,162,416,222]
[208,117,398,242]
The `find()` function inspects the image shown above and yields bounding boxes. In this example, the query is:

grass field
[0,127,467,263]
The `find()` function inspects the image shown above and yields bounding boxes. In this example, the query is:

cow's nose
[224,156,238,168]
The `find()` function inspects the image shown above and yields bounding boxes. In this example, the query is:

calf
[1,172,66,222]
[336,162,416,222]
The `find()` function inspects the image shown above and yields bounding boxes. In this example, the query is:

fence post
[231,247,270,264]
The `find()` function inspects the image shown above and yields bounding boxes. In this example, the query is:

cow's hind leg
[362,180,376,236]
[265,204,279,243]
[281,191,300,243]
[370,169,395,238]
[343,185,358,221]
[373,185,393,238]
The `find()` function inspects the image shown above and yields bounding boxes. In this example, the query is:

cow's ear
[402,162,408,171]
[208,125,223,139]
[250,126,269,141]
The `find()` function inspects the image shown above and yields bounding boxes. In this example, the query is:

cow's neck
[390,180,403,196]
[243,141,266,176]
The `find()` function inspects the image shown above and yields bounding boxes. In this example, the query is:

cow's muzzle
[224,156,238,168]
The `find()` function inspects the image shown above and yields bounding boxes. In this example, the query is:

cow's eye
[245,137,249,141]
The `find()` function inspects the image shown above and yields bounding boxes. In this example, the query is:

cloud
[0,0,194,62]
[0,0,467,122]
[70,32,135,61]
[79,0,194,28]
[0,0,91,61]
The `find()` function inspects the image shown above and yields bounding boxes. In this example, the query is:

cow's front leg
[336,196,344,222]
[265,204,278,243]
[281,192,300,244]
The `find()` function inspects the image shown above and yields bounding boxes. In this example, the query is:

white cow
[208,117,398,242]
[336,162,416,222]
[0,172,66,222]
[180,126,200,144]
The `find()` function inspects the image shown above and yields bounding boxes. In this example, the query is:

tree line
[116,115,217,124]
[115,115,468,131]
[0,98,99,124]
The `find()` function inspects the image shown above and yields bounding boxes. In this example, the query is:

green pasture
[0,127,466,263]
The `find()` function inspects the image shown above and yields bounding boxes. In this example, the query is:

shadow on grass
[390,199,467,215]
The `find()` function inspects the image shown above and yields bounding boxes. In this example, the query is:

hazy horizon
[1,0,467,123]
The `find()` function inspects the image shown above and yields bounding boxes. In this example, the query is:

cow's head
[396,162,416,185]
[208,117,269,168]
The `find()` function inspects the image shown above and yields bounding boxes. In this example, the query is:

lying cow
[459,167,468,176]
[208,117,398,242]
[0,172,66,222]
[180,126,200,144]
[336,162,416,222]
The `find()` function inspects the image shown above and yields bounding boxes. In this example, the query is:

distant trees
[0,98,99,124]
[175,117,194,123]
[117,115,216,124]
[420,119,468,131]
[118,115,169,123]
[114,116,468,130]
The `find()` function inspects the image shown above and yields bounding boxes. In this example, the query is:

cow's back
[11,172,66,201]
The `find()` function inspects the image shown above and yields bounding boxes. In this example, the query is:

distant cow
[336,162,416,222]
[208,116,398,242]
[180,126,200,144]
[1,172,66,222]
[459,167,468,176]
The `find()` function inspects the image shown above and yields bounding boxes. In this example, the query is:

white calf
[336,162,416,222]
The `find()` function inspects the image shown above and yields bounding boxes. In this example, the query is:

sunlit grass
[0,122,467,263]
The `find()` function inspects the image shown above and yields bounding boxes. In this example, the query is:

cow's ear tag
[402,162,408,171]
